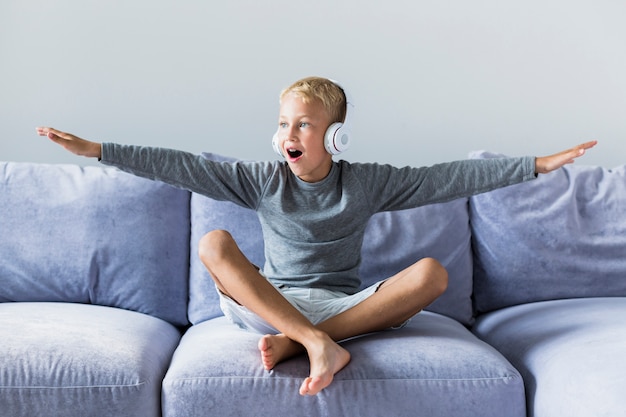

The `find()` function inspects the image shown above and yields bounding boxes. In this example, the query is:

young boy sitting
[37,76,596,396]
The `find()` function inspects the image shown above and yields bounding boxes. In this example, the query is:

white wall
[1,0,624,168]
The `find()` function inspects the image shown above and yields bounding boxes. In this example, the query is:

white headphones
[272,79,354,157]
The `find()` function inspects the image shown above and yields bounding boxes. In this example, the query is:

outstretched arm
[37,126,596,175]
[535,140,597,174]
[36,127,102,159]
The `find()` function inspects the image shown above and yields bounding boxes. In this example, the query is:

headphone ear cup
[324,122,350,155]
[271,130,283,157]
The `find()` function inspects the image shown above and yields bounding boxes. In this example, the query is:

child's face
[277,92,334,183]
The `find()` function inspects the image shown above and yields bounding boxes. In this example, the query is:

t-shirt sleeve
[100,142,275,209]
[350,156,536,212]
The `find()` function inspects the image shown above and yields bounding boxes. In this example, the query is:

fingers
[559,140,597,160]
[535,140,597,174]
[35,126,102,158]
[571,140,598,157]
[579,140,598,150]
[36,127,81,145]
[36,127,66,141]
[36,127,60,136]
[36,126,53,137]
[567,140,598,161]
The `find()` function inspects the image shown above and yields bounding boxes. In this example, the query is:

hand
[535,140,597,174]
[36,127,102,159]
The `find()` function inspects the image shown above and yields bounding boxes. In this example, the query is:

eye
[299,122,309,128]
[279,122,288,129]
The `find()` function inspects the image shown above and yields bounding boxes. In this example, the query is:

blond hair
[280,76,347,124]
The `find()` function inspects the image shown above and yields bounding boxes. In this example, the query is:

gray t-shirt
[101,143,536,293]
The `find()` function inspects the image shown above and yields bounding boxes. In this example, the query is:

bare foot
[258,334,303,370]
[299,334,351,396]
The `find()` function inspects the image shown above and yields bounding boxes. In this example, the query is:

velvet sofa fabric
[474,298,626,417]
[469,152,626,416]
[163,313,525,417]
[0,161,189,416]
[2,155,625,417]
[358,198,474,325]
[469,152,626,314]
[0,302,181,417]
[0,162,191,327]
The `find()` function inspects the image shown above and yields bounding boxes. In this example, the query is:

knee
[198,229,236,267]
[418,257,448,297]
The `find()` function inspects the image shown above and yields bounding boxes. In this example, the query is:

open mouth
[287,148,303,159]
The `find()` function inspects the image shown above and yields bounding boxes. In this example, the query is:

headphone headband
[324,80,353,155]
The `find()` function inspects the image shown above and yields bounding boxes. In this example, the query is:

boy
[37,76,596,396]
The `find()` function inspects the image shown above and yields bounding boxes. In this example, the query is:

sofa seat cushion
[0,162,191,326]
[163,312,525,417]
[0,302,181,417]
[469,153,626,313]
[473,298,626,417]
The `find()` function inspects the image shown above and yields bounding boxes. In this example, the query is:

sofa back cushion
[188,153,475,325]
[358,198,475,325]
[188,193,265,324]
[187,153,265,324]
[0,162,190,326]
[469,151,626,314]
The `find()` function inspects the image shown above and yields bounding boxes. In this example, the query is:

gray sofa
[1,152,624,417]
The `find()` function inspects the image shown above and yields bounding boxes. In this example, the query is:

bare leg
[261,257,448,373]
[198,230,350,396]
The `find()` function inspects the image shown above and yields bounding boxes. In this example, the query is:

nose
[283,125,298,142]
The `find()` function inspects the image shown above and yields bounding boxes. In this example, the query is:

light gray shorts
[218,278,385,335]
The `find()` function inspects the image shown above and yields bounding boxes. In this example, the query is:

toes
[258,336,275,370]
[299,376,330,396]
[258,335,271,352]
[299,378,307,395]
[299,377,312,396]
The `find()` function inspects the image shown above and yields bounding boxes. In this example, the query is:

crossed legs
[198,229,448,395]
